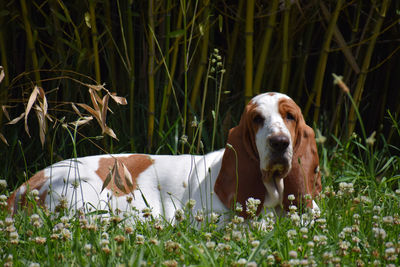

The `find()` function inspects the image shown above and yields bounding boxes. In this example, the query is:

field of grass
[1,1,400,266]
[1,131,399,266]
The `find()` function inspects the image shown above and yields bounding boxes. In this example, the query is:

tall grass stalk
[89,0,101,84]
[306,0,343,121]
[347,0,390,138]
[253,0,279,95]
[147,0,156,151]
[280,0,291,94]
[244,0,254,103]
[20,0,41,86]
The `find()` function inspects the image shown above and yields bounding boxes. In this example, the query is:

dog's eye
[253,115,264,125]
[314,166,320,174]
[286,112,295,121]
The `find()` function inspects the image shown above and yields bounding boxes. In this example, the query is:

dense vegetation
[0,1,399,265]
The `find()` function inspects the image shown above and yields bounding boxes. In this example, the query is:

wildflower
[360,196,372,204]
[372,227,387,239]
[125,226,134,234]
[0,179,7,189]
[164,240,181,253]
[339,240,350,252]
[9,231,19,244]
[186,199,196,210]
[352,236,361,243]
[194,210,204,222]
[315,129,327,144]
[246,198,261,217]
[142,207,152,218]
[210,212,220,224]
[235,203,243,213]
[100,239,110,247]
[61,228,71,240]
[162,260,178,267]
[84,243,92,252]
[174,209,184,222]
[114,235,125,244]
[102,245,111,254]
[287,229,297,239]
[290,213,300,226]
[366,131,376,146]
[232,230,242,242]
[373,205,381,214]
[136,234,145,245]
[149,238,159,245]
[231,215,244,225]
[288,250,297,258]
[34,236,46,245]
[154,219,164,231]
[204,232,212,241]
[383,216,394,224]
[266,255,275,264]
[111,215,122,224]
[5,217,14,226]
[28,263,40,267]
[251,240,260,248]
[236,258,247,266]
[206,241,216,249]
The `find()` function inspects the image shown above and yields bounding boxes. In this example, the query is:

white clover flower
[383,216,394,224]
[174,209,184,222]
[136,234,145,244]
[186,199,196,210]
[205,241,216,249]
[251,240,260,247]
[0,179,7,189]
[232,230,242,241]
[288,194,295,201]
[236,258,247,266]
[210,212,220,224]
[288,250,297,258]
[287,229,297,239]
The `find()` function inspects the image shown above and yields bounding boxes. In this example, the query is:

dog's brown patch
[96,155,153,196]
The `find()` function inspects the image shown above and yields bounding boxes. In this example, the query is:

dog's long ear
[214,102,266,216]
[283,121,322,210]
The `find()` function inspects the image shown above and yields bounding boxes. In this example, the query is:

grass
[1,130,399,266]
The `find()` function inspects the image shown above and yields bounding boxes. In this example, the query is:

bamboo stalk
[253,0,279,95]
[305,0,343,122]
[280,0,291,94]
[347,0,390,137]
[104,0,117,90]
[223,0,244,93]
[20,0,41,86]
[147,0,156,151]
[159,7,183,135]
[244,0,255,104]
[190,0,210,114]
[120,0,135,150]
[89,0,101,84]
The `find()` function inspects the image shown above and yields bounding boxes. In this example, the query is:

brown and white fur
[8,92,322,220]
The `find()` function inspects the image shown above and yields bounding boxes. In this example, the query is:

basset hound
[8,92,322,220]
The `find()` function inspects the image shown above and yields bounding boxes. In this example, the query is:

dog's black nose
[268,135,290,152]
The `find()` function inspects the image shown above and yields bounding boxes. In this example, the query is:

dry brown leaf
[70,116,93,127]
[0,132,8,146]
[76,103,100,121]
[38,87,48,119]
[101,93,110,131]
[89,88,100,112]
[113,161,126,194]
[110,93,128,105]
[101,167,113,193]
[0,66,4,84]
[86,83,105,92]
[6,112,25,125]
[35,106,47,147]
[122,163,134,192]
[103,126,118,140]
[25,86,40,137]
[2,105,10,121]
[71,103,82,117]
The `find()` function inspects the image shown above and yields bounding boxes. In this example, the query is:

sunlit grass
[1,135,399,266]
